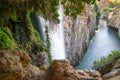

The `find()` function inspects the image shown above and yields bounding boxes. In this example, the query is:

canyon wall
[107,5,120,36]
[64,5,97,66]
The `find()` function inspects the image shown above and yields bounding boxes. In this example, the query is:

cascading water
[37,16,46,45]
[38,4,66,60]
[49,4,66,60]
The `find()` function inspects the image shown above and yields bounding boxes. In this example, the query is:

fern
[0,29,15,51]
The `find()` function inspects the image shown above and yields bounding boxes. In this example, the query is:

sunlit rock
[46,59,102,80]
[0,50,40,80]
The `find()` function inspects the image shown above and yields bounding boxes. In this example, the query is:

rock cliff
[64,5,97,66]
[0,50,102,80]
[103,59,120,80]
[45,60,102,80]
[107,5,120,36]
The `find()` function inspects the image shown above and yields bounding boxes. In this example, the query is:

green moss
[45,25,52,64]
[0,28,16,51]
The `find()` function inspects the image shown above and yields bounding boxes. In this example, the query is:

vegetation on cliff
[0,0,97,66]
[93,51,120,75]
[94,3,101,25]
[61,0,96,18]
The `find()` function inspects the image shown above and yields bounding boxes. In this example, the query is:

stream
[75,20,120,70]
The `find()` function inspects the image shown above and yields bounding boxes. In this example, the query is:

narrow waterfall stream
[49,5,66,60]
[38,5,66,60]
[75,20,120,70]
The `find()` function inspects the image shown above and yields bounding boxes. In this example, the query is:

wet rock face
[46,60,102,80]
[64,5,97,66]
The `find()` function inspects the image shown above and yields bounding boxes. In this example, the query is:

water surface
[75,20,120,70]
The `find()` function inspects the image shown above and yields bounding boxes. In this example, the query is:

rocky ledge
[103,59,120,80]
[45,60,102,80]
[0,50,102,80]
[0,50,41,80]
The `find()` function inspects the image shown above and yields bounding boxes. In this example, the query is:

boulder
[0,50,41,80]
[103,59,120,80]
[46,59,102,80]
[112,59,120,69]
[0,50,102,80]
[103,69,120,80]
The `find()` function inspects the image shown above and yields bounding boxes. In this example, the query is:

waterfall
[49,4,66,60]
[38,4,66,60]
[37,16,46,45]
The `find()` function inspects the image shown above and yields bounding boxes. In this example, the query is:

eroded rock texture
[103,59,120,80]
[64,5,97,66]
[0,50,102,80]
[0,50,40,80]
[107,5,120,36]
[46,60,102,80]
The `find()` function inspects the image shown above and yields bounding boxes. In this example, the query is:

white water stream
[38,4,66,60]
[49,5,66,60]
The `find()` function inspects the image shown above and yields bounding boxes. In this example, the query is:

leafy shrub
[93,51,120,70]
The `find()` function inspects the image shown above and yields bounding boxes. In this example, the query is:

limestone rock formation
[107,14,120,31]
[64,5,97,66]
[46,60,102,80]
[103,59,120,80]
[0,51,102,80]
[107,6,120,36]
[0,50,41,80]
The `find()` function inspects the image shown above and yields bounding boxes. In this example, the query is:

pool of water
[75,20,120,70]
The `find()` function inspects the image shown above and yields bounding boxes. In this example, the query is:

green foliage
[45,25,52,64]
[103,6,114,15]
[2,27,14,40]
[94,3,101,25]
[0,28,15,51]
[61,0,96,18]
[0,0,97,27]
[0,0,98,65]
[93,51,120,70]
[20,24,45,54]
